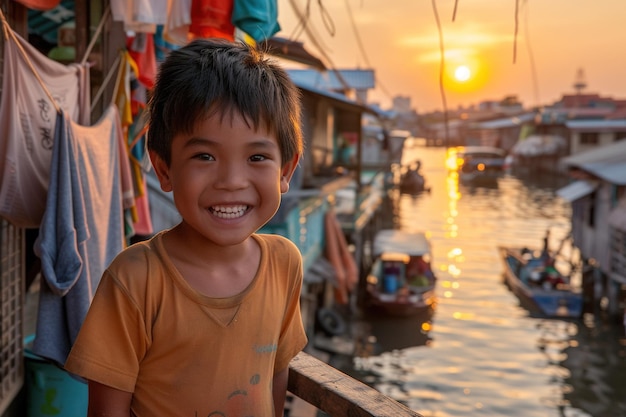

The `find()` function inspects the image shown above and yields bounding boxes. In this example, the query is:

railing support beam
[288,351,424,417]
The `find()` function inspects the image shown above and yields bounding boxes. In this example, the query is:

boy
[64,38,307,417]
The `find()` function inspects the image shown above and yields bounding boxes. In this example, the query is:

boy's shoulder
[107,232,165,277]
[255,233,300,254]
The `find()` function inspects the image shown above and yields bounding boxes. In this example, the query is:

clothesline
[0,7,60,114]
[80,4,110,66]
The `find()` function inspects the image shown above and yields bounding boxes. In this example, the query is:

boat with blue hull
[498,246,583,318]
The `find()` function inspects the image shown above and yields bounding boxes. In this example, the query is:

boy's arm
[87,380,133,417]
[272,367,289,417]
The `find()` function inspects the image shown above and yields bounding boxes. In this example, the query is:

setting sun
[454,65,471,82]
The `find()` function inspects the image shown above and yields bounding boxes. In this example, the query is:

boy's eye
[249,154,267,162]
[194,153,214,161]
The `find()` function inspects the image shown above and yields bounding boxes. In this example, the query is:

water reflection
[353,308,435,357]
[339,146,626,417]
[561,321,626,417]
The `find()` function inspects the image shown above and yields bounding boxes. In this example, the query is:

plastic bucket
[24,336,88,417]
[383,275,399,293]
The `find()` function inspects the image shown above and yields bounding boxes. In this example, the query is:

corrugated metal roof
[556,181,597,202]
[560,140,626,185]
[292,79,382,116]
[473,113,535,129]
[562,140,626,165]
[286,69,375,90]
[262,37,326,71]
[566,119,626,131]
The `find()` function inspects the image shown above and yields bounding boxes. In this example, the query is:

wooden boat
[446,146,506,183]
[498,246,583,318]
[365,230,437,316]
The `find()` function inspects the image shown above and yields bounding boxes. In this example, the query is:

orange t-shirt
[65,231,307,416]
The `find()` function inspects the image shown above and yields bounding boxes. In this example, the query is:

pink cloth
[0,28,90,228]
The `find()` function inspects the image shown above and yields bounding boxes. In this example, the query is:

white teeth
[210,205,248,219]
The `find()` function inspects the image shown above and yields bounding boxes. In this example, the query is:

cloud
[399,26,515,64]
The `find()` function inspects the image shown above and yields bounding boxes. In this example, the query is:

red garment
[126,33,156,90]
[189,0,235,41]
[12,0,60,11]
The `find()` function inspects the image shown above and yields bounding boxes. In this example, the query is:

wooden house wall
[570,131,622,156]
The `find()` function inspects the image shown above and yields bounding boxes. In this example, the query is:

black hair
[147,38,303,166]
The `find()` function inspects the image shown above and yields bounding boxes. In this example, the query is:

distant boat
[446,146,507,183]
[508,134,568,173]
[498,246,583,318]
[365,230,437,317]
[398,160,430,194]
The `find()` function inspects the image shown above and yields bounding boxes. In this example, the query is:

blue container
[383,274,399,293]
[24,336,88,417]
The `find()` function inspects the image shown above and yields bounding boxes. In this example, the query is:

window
[588,192,596,227]
[614,132,626,142]
[580,132,599,145]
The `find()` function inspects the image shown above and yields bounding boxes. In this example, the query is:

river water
[334,145,626,417]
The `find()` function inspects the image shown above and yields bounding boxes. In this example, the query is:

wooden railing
[288,352,424,417]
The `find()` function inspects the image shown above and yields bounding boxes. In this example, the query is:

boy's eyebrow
[183,137,216,147]
[183,136,279,149]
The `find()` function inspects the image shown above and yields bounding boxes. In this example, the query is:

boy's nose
[213,161,248,189]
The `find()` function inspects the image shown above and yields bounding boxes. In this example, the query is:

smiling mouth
[210,205,249,219]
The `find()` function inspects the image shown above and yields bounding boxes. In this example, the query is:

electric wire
[318,0,336,37]
[522,0,541,107]
[288,0,311,41]
[287,0,351,91]
[432,0,450,146]
[513,0,520,63]
[288,0,333,53]
[343,0,371,68]
[342,0,393,103]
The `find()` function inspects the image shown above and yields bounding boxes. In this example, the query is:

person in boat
[64,39,307,417]
[541,262,566,289]
[406,255,434,287]
[541,229,551,265]
[400,160,425,192]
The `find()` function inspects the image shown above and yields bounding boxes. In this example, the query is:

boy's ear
[149,150,173,192]
[280,154,301,194]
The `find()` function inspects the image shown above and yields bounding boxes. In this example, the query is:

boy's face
[150,111,299,246]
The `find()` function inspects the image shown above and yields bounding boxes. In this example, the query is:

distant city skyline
[277,0,626,112]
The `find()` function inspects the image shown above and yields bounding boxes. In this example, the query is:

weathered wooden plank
[288,351,424,417]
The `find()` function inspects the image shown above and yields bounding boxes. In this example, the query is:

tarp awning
[556,181,597,202]
[374,230,431,257]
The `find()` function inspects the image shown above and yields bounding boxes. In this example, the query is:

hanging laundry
[0,27,90,228]
[126,32,157,89]
[110,0,168,32]
[232,0,280,42]
[127,107,154,237]
[163,0,192,45]
[154,24,180,62]
[12,0,60,11]
[189,0,235,41]
[33,105,134,366]
[113,52,154,237]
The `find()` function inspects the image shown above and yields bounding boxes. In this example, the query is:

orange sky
[276,0,626,113]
